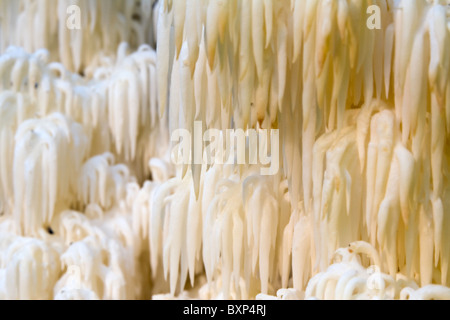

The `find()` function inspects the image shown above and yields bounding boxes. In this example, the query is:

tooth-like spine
[395,145,415,226]
[263,0,273,48]
[404,31,425,144]
[292,215,311,291]
[293,0,305,63]
[277,19,288,110]
[186,186,201,286]
[184,0,199,75]
[431,94,445,199]
[173,0,186,59]
[206,0,224,70]
[432,198,443,269]
[447,83,450,136]
[259,194,277,294]
[150,179,178,275]
[419,204,434,286]
[377,156,400,277]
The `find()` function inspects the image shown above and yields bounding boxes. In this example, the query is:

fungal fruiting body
[0,0,450,300]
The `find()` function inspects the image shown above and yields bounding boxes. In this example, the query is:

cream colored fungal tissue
[0,0,449,301]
